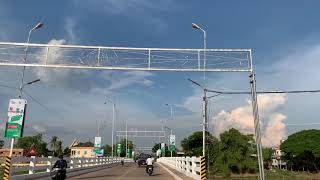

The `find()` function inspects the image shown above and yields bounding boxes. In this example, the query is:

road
[68,162,194,180]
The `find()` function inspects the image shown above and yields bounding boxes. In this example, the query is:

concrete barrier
[157,156,200,179]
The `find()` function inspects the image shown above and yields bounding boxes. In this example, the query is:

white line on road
[157,162,183,180]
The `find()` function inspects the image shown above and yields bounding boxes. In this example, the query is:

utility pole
[188,79,208,158]
[126,121,128,158]
[202,90,207,157]
[105,99,116,158]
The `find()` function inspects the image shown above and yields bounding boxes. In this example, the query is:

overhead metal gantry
[0,41,264,179]
[0,42,250,72]
[116,130,165,138]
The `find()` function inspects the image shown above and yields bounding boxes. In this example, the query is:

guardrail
[5,156,132,179]
[157,156,200,179]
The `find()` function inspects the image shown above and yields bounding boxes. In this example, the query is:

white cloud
[65,17,77,44]
[32,125,47,134]
[212,94,287,147]
[262,113,286,147]
[107,71,153,90]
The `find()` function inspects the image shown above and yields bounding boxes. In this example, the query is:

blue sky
[1,1,320,149]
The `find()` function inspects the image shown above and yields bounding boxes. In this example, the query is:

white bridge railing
[7,156,131,177]
[157,156,200,179]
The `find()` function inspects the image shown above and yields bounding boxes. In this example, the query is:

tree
[50,136,62,157]
[281,129,320,157]
[63,147,71,157]
[102,144,112,157]
[152,143,161,153]
[15,133,49,156]
[50,136,58,156]
[0,139,4,148]
[181,131,214,156]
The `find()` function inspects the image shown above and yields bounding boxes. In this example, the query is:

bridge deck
[68,162,194,180]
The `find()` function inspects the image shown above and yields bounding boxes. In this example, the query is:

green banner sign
[126,149,132,158]
[117,144,122,156]
[94,148,104,157]
[5,99,27,138]
[169,145,176,151]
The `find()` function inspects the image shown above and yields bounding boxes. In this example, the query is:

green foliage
[63,147,71,157]
[0,140,4,148]
[50,136,62,157]
[14,133,49,156]
[181,131,214,156]
[152,143,161,153]
[181,129,257,176]
[102,144,112,156]
[210,128,257,176]
[263,147,272,161]
[281,129,320,157]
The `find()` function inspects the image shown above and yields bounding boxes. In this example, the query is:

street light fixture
[19,22,44,99]
[165,104,174,157]
[192,23,207,81]
[188,78,209,158]
[105,98,116,158]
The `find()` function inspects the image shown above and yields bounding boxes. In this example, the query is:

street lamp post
[19,22,44,99]
[164,126,173,157]
[188,79,208,157]
[192,23,207,81]
[165,104,174,157]
[105,99,116,158]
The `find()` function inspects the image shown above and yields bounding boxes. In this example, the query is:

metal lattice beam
[0,42,251,72]
[116,130,165,138]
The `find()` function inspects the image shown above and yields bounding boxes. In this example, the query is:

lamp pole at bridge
[192,23,207,81]
[105,98,116,158]
[165,104,174,157]
[19,22,43,99]
[188,79,208,158]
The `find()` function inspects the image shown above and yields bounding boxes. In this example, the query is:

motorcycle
[147,165,153,176]
[51,168,66,180]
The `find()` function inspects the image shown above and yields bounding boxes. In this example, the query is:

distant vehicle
[137,154,149,167]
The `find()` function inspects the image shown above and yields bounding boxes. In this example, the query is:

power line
[23,90,66,121]
[207,89,320,95]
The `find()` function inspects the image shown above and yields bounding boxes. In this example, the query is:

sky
[1,1,320,150]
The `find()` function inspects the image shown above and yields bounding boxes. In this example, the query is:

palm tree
[50,136,58,157]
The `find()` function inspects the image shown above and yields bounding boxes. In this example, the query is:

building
[70,140,95,158]
[0,148,24,157]
[271,140,287,169]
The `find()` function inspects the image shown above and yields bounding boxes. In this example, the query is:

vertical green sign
[117,144,122,156]
[169,135,176,152]
[126,149,132,158]
[4,99,27,138]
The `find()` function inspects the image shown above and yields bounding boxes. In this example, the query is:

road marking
[158,162,183,180]
[116,164,135,180]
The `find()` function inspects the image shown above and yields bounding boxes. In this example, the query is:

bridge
[8,156,199,179]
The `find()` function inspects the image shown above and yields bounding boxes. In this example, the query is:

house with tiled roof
[70,140,94,158]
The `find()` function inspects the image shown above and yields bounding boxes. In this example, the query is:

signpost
[169,135,176,157]
[94,137,101,148]
[161,143,165,157]
[94,137,103,157]
[4,99,27,178]
[117,144,122,157]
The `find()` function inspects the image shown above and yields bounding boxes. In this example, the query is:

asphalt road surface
[68,162,194,180]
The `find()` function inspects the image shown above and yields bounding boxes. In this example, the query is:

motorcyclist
[121,157,125,166]
[52,154,67,180]
[146,155,153,173]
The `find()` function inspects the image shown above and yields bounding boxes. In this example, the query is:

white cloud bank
[212,94,287,147]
